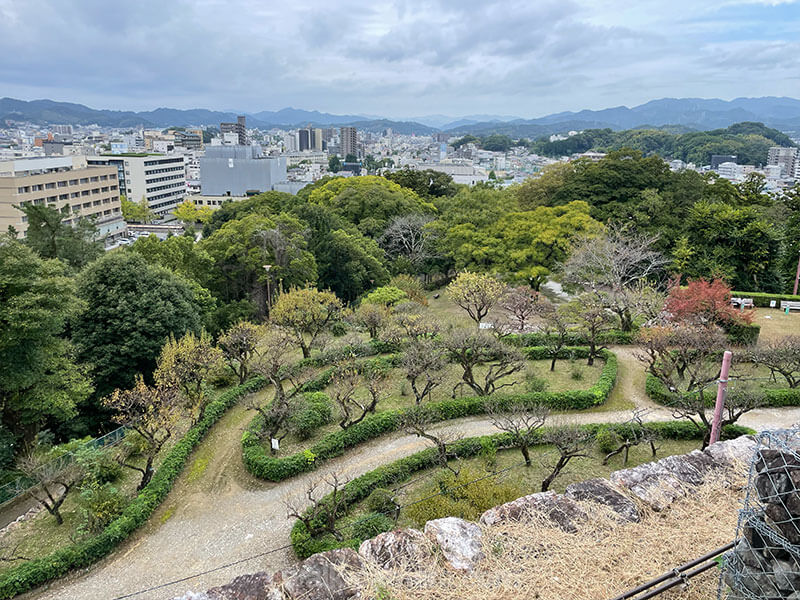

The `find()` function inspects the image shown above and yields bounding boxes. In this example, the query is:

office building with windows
[88,154,186,217]
[0,155,125,239]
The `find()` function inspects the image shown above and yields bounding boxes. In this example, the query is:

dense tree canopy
[307,176,436,237]
[530,122,794,166]
[0,237,91,445]
[73,252,202,400]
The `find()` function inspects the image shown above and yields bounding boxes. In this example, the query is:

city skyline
[1,0,798,119]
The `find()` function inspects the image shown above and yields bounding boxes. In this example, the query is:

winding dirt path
[25,353,800,600]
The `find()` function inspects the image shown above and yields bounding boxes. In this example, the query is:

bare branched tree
[748,336,800,388]
[635,325,760,448]
[540,424,594,492]
[562,227,668,331]
[602,409,660,466]
[392,303,441,341]
[445,329,525,397]
[248,326,321,451]
[487,400,548,466]
[17,449,81,525]
[403,407,462,476]
[103,377,182,490]
[498,286,541,334]
[331,358,388,429]
[539,303,571,372]
[218,321,263,384]
[285,473,349,542]
[379,214,436,270]
[560,292,616,365]
[402,338,449,405]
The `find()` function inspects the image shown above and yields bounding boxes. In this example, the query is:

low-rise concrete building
[0,155,126,239]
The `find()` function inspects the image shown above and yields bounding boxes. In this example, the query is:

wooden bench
[780,301,800,311]
[731,297,754,308]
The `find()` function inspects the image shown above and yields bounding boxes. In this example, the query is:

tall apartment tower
[340,126,358,158]
[220,115,247,146]
[311,128,323,151]
[298,129,311,151]
[767,146,798,177]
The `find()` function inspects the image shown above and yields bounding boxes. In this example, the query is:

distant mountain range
[3,96,800,138]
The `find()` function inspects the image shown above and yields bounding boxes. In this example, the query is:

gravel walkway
[24,353,800,600]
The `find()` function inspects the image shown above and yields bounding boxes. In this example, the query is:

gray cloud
[0,0,797,117]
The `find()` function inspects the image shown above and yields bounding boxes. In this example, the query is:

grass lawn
[333,438,702,532]
[750,308,800,343]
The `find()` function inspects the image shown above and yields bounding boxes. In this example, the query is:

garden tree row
[445,271,628,368]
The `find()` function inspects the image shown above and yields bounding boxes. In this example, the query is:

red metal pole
[793,252,800,296]
[709,350,733,445]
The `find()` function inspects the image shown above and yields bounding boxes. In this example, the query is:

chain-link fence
[719,429,800,599]
[0,424,129,507]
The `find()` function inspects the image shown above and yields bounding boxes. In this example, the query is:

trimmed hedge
[725,322,760,346]
[290,420,754,558]
[242,349,618,482]
[731,291,800,308]
[0,377,267,599]
[506,329,636,347]
[645,373,800,408]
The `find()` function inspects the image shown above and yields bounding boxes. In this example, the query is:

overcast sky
[0,0,798,119]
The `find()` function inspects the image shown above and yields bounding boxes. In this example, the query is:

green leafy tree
[0,237,91,446]
[154,331,222,423]
[129,234,214,286]
[681,201,781,291]
[17,203,102,269]
[384,168,457,198]
[446,271,507,325]
[315,228,390,302]
[328,155,342,173]
[73,252,202,399]
[271,287,343,359]
[173,200,213,225]
[308,176,436,237]
[120,195,156,223]
[200,212,317,308]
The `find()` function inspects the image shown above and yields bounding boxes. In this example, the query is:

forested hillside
[529,122,795,165]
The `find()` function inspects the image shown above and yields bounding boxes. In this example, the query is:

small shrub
[570,368,584,381]
[351,512,395,542]
[366,488,397,515]
[399,382,409,397]
[364,286,408,306]
[289,393,334,440]
[595,427,620,454]
[77,481,128,534]
[404,493,473,527]
[480,437,497,470]
[525,373,549,393]
[75,446,123,484]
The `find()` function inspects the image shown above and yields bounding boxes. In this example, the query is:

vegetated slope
[528,122,795,165]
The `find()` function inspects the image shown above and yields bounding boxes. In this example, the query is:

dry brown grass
[351,473,746,600]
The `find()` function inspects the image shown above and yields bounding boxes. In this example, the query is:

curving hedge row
[0,377,267,599]
[289,420,754,558]
[645,373,800,407]
[242,348,618,483]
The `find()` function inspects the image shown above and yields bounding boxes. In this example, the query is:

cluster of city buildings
[2,113,799,244]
